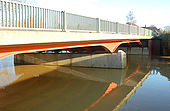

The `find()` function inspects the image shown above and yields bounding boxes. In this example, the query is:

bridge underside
[0,39,140,59]
[0,30,152,59]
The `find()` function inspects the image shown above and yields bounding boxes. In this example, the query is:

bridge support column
[15,50,127,69]
[69,50,126,69]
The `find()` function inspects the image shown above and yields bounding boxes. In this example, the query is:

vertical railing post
[52,10,54,29]
[2,1,5,27]
[45,9,47,29]
[150,30,152,36]
[96,18,100,33]
[38,7,40,28]
[116,22,119,33]
[61,11,67,32]
[13,3,15,27]
[19,4,21,27]
[25,5,27,28]
[33,7,35,28]
[59,11,61,29]
[128,25,131,34]
[54,11,57,29]
[46,9,49,29]
[6,2,8,27]
[106,21,108,32]
[21,5,24,28]
[16,3,18,27]
[146,29,149,36]
[137,27,140,35]
[108,21,110,32]
[49,10,51,29]
[0,1,1,27]
[42,8,45,29]
[36,7,38,28]
[9,2,12,27]
[30,6,32,28]
[22,5,24,28]
[28,6,30,28]
[151,30,153,36]
[144,28,146,36]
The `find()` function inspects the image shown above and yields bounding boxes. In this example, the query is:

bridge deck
[0,29,152,46]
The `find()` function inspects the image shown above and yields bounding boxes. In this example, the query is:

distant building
[143,26,161,36]
[126,22,139,27]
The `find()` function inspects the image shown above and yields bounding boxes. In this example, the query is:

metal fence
[66,13,97,31]
[130,25,138,35]
[100,19,117,33]
[140,28,145,36]
[0,0,152,36]
[118,23,129,34]
[0,0,61,29]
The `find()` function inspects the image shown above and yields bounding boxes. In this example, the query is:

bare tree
[126,11,136,24]
[164,25,170,33]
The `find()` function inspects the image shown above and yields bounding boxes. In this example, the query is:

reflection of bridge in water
[0,55,153,111]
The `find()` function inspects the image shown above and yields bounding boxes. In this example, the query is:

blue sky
[37,0,170,28]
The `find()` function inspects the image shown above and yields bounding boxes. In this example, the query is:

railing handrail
[0,0,153,36]
[1,0,50,10]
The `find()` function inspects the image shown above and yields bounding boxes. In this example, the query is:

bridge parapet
[0,0,152,36]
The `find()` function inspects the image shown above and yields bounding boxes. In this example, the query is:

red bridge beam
[0,40,140,59]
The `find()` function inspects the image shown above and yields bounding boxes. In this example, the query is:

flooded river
[0,55,170,111]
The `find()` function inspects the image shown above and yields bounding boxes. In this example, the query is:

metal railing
[66,13,97,31]
[130,25,138,35]
[118,23,129,34]
[140,28,145,36]
[100,19,117,33]
[0,0,152,36]
[0,0,61,29]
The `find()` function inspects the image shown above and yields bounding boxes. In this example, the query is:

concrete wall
[15,50,126,69]
[117,47,149,55]
[161,35,170,55]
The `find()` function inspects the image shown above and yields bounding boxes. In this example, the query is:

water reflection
[0,55,23,88]
[0,55,154,111]
[120,69,170,111]
[119,56,170,111]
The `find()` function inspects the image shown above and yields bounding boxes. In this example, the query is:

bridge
[0,0,153,68]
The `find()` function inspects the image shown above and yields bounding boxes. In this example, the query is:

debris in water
[34,75,39,78]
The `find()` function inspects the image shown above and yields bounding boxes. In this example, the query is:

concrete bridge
[0,0,153,68]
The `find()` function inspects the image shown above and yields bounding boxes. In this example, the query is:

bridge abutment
[15,50,127,69]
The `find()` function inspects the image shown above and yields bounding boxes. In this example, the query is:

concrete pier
[161,34,170,55]
[117,47,149,55]
[15,50,127,69]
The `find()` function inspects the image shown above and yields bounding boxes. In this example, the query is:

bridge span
[0,0,153,68]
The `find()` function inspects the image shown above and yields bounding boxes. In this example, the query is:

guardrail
[0,0,61,29]
[0,0,152,36]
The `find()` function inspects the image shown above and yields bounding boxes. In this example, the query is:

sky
[34,0,170,28]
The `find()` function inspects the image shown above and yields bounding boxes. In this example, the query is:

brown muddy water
[0,55,170,111]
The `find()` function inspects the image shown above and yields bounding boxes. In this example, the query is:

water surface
[0,55,169,111]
